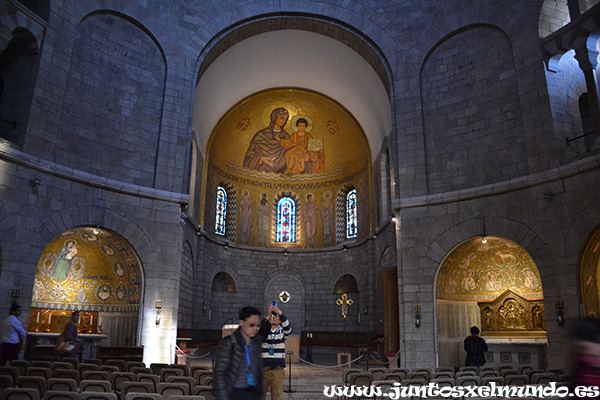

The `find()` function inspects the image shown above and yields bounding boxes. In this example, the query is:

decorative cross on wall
[336,293,354,319]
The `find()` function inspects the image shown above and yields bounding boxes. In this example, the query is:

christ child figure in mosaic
[277,116,324,174]
[52,240,78,282]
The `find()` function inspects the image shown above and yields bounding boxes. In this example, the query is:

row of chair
[346,366,567,382]
[344,367,570,387]
[1,388,207,400]
[9,361,201,378]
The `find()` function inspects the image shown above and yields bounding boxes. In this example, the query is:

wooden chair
[43,391,81,400]
[531,372,555,385]
[191,386,212,400]
[110,372,135,392]
[99,367,118,375]
[124,395,164,400]
[125,363,146,373]
[165,397,205,400]
[26,368,52,381]
[348,372,373,387]
[1,388,41,400]
[505,374,529,386]
[0,375,13,390]
[79,381,112,393]
[381,373,402,383]
[77,364,99,378]
[51,370,79,382]
[51,363,73,371]
[79,393,117,400]
[81,372,109,381]
[30,362,52,370]
[149,365,169,377]
[156,383,189,400]
[482,376,504,386]
[15,376,46,396]
[9,361,30,377]
[135,375,159,392]
[456,375,481,386]
[368,368,388,381]
[47,378,77,392]
[0,367,19,382]
[432,371,453,380]
[61,359,79,369]
[159,370,182,382]
[119,382,155,400]
[389,368,409,380]
[165,377,195,393]
[82,360,102,367]
[129,369,151,376]
[167,366,189,377]
[105,361,127,373]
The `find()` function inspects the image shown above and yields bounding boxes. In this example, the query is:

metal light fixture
[415,306,421,328]
[556,300,564,327]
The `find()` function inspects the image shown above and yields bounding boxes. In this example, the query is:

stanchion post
[285,351,295,393]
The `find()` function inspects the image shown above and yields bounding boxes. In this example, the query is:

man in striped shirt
[259,304,292,400]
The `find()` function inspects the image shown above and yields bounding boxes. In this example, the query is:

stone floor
[188,350,376,399]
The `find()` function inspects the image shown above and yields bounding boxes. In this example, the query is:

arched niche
[436,236,545,367]
[30,226,143,346]
[580,225,600,317]
[333,274,359,294]
[211,272,237,293]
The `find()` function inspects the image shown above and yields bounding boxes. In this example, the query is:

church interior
[1,0,600,376]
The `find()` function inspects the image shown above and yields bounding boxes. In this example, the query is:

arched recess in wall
[422,24,526,195]
[0,27,39,146]
[436,236,546,367]
[58,11,166,186]
[30,226,143,347]
[579,225,600,317]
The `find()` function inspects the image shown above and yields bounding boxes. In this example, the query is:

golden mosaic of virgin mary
[243,109,324,174]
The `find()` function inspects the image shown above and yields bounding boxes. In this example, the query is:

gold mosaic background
[31,227,142,312]
[581,227,600,317]
[436,236,543,301]
[203,88,372,248]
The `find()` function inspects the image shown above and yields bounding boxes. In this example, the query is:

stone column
[575,47,600,137]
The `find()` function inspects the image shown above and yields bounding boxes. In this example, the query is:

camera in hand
[271,300,277,316]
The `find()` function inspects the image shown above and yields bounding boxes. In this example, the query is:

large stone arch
[191,15,394,163]
[426,217,545,267]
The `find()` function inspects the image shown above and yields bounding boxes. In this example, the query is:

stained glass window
[215,187,227,235]
[346,189,357,238]
[276,197,296,242]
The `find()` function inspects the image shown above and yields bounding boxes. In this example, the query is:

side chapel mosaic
[32,227,142,312]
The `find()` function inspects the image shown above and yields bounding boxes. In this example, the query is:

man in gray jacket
[213,306,264,400]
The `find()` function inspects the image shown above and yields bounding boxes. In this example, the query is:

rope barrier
[290,352,364,369]
[174,343,212,359]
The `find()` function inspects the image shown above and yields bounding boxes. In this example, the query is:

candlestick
[48,313,51,325]
[90,314,93,325]
[36,312,40,323]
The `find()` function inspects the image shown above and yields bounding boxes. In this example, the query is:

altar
[478,290,548,369]
[26,332,107,361]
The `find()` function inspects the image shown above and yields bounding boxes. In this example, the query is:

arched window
[215,186,227,235]
[346,189,357,239]
[276,197,296,242]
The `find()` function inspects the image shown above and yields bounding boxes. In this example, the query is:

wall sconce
[30,178,41,187]
[391,215,396,222]
[556,300,564,327]
[415,306,421,328]
[155,301,162,326]
[11,289,20,299]
[283,248,288,256]
[93,225,100,235]
[343,245,348,252]
[223,241,228,249]
[364,308,368,316]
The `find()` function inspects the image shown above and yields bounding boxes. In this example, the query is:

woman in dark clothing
[464,326,488,367]
[60,311,80,360]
